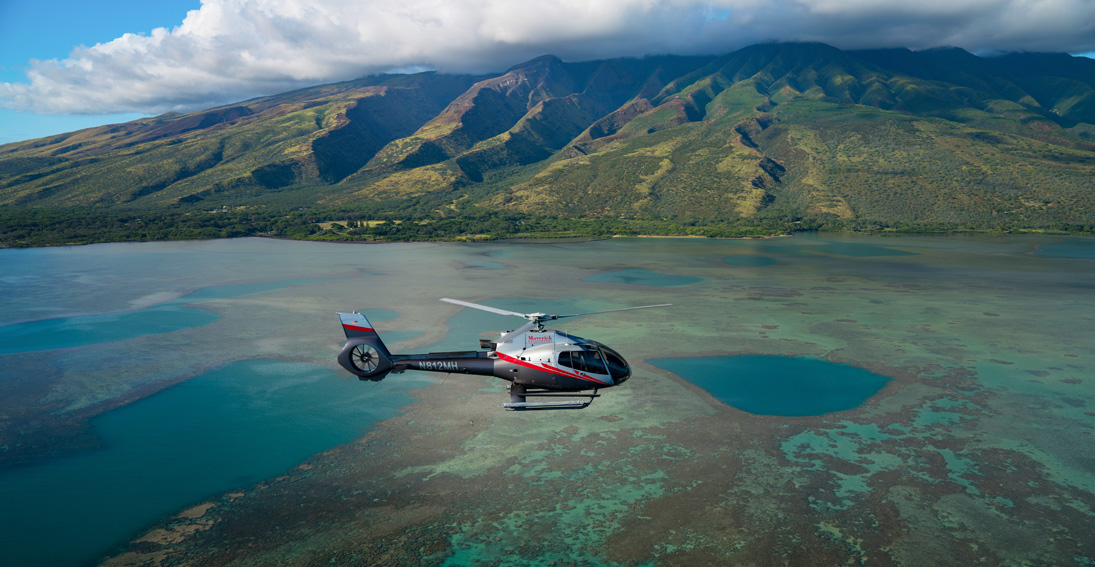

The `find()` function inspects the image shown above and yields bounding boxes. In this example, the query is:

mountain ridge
[2,42,1094,245]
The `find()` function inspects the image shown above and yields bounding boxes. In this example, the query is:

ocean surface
[0,234,1092,566]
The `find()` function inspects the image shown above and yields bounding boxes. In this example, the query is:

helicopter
[337,298,670,410]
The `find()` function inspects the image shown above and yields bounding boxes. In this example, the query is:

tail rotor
[337,312,393,381]
[349,343,381,374]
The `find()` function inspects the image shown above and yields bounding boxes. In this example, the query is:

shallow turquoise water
[649,355,891,416]
[722,255,779,267]
[723,235,919,257]
[172,278,339,302]
[0,278,335,353]
[0,292,412,567]
[0,359,416,567]
[1036,237,1095,258]
[582,268,702,286]
[0,304,221,354]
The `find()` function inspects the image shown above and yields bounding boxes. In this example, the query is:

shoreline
[3,226,1091,250]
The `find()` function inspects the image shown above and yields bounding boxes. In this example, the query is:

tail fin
[336,312,393,381]
[339,311,379,339]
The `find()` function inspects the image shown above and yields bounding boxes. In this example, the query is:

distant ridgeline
[2,42,1095,246]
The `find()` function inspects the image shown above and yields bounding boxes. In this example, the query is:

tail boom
[336,312,497,381]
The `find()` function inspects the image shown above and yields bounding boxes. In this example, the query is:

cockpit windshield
[598,345,631,383]
[555,341,631,383]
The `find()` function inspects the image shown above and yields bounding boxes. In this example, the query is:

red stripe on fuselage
[497,352,610,386]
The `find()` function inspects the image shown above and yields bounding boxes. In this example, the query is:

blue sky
[2,0,1094,146]
[0,0,199,144]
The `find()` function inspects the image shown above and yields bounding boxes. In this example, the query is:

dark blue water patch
[582,268,701,287]
[0,359,417,567]
[1035,238,1095,258]
[722,255,779,267]
[650,355,891,416]
[0,305,221,354]
[0,279,340,354]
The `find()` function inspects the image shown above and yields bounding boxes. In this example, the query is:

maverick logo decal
[416,361,460,371]
[527,334,553,344]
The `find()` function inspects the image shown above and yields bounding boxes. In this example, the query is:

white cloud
[3,0,1095,115]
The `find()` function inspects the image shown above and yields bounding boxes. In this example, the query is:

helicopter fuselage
[492,329,631,389]
[336,302,662,410]
[340,328,630,390]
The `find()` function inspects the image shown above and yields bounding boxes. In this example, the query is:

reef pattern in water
[0,234,1092,567]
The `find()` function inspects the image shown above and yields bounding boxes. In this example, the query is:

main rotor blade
[440,298,526,318]
[551,304,673,320]
[498,320,538,344]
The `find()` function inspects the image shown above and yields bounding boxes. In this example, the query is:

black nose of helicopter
[597,344,631,384]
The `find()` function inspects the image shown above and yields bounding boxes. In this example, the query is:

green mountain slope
[0,73,481,207]
[2,43,1094,245]
[484,43,1095,228]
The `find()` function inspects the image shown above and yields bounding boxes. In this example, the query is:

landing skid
[504,385,600,410]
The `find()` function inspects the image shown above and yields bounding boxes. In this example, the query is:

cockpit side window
[557,351,573,368]
[557,349,608,375]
